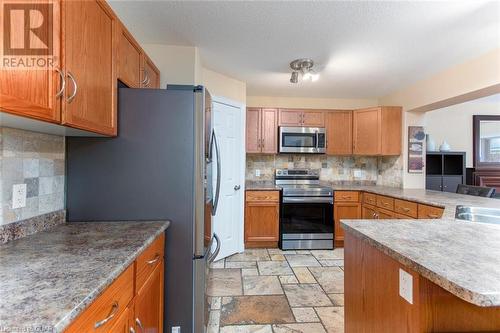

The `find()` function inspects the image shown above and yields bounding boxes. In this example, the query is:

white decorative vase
[439,141,451,152]
[426,134,436,152]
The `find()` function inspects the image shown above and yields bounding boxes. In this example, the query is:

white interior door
[212,98,245,260]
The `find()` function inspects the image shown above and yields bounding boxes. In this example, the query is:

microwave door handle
[315,131,319,150]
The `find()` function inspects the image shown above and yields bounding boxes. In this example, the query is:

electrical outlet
[12,184,27,209]
[255,169,261,177]
[399,268,413,304]
[353,169,362,178]
[171,326,181,333]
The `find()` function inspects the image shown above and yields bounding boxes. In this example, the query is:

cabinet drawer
[363,192,377,206]
[334,191,359,202]
[394,199,418,218]
[65,264,134,333]
[376,195,394,211]
[418,204,444,219]
[137,233,165,292]
[246,191,280,202]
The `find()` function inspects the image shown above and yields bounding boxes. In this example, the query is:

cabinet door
[377,208,395,219]
[279,109,303,126]
[108,305,132,333]
[245,195,279,247]
[426,176,442,191]
[117,25,141,88]
[353,107,381,155]
[334,203,361,245]
[261,108,278,154]
[442,176,463,193]
[0,0,62,123]
[326,111,353,155]
[302,110,324,127]
[246,108,261,153]
[63,0,117,136]
[142,55,160,89]
[134,260,164,333]
[362,205,377,219]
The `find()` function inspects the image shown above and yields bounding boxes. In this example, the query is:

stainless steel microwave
[279,127,326,154]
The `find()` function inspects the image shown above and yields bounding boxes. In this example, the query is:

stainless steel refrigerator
[66,85,221,333]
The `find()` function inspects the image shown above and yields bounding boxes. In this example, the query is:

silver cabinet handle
[145,74,151,87]
[146,254,160,265]
[234,185,241,191]
[141,69,148,85]
[129,327,136,333]
[135,318,144,333]
[55,68,65,98]
[94,301,119,328]
[66,71,78,103]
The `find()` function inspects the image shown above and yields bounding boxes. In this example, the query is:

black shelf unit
[426,152,466,193]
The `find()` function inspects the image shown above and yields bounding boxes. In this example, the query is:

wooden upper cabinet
[0,0,62,123]
[117,24,141,88]
[246,108,261,153]
[62,0,117,136]
[302,110,324,126]
[141,54,160,89]
[246,108,277,154]
[261,108,278,153]
[326,111,353,155]
[279,109,324,127]
[353,106,402,156]
[279,109,303,126]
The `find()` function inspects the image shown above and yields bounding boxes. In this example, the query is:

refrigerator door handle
[207,233,221,263]
[211,130,222,216]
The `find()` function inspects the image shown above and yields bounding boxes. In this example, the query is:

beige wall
[247,96,377,109]
[424,97,500,167]
[202,68,247,104]
[141,44,198,87]
[379,48,500,189]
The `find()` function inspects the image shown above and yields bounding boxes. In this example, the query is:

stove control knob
[277,170,282,175]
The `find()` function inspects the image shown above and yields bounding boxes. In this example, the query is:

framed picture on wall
[408,126,425,173]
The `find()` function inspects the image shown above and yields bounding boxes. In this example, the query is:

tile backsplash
[0,127,65,225]
[246,154,403,187]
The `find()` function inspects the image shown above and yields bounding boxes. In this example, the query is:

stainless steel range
[276,169,334,250]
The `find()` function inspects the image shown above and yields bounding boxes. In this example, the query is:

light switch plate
[399,268,413,304]
[12,183,27,209]
[353,169,363,178]
[255,169,261,177]
[171,327,181,333]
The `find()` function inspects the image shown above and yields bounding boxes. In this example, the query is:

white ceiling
[109,1,500,99]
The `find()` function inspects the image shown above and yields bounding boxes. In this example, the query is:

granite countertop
[341,219,500,307]
[0,220,170,333]
[245,180,282,191]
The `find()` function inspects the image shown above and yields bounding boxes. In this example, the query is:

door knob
[234,185,241,191]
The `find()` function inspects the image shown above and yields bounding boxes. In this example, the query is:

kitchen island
[341,218,500,332]
[0,220,169,333]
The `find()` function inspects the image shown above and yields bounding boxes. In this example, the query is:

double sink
[455,206,500,225]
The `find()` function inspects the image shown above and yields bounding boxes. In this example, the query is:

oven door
[280,196,334,249]
[279,127,324,153]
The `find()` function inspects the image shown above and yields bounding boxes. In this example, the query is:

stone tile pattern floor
[207,248,344,333]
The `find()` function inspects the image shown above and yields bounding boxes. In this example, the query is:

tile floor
[207,248,344,333]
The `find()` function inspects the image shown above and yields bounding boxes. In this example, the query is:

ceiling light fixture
[289,58,319,84]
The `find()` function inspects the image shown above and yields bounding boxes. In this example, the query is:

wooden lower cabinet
[334,202,361,247]
[65,234,164,333]
[362,204,377,219]
[345,232,500,332]
[134,260,164,333]
[245,191,280,248]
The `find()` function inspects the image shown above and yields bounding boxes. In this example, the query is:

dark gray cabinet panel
[426,176,442,191]
[442,176,463,193]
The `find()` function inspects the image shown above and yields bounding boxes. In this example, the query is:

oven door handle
[282,197,333,204]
